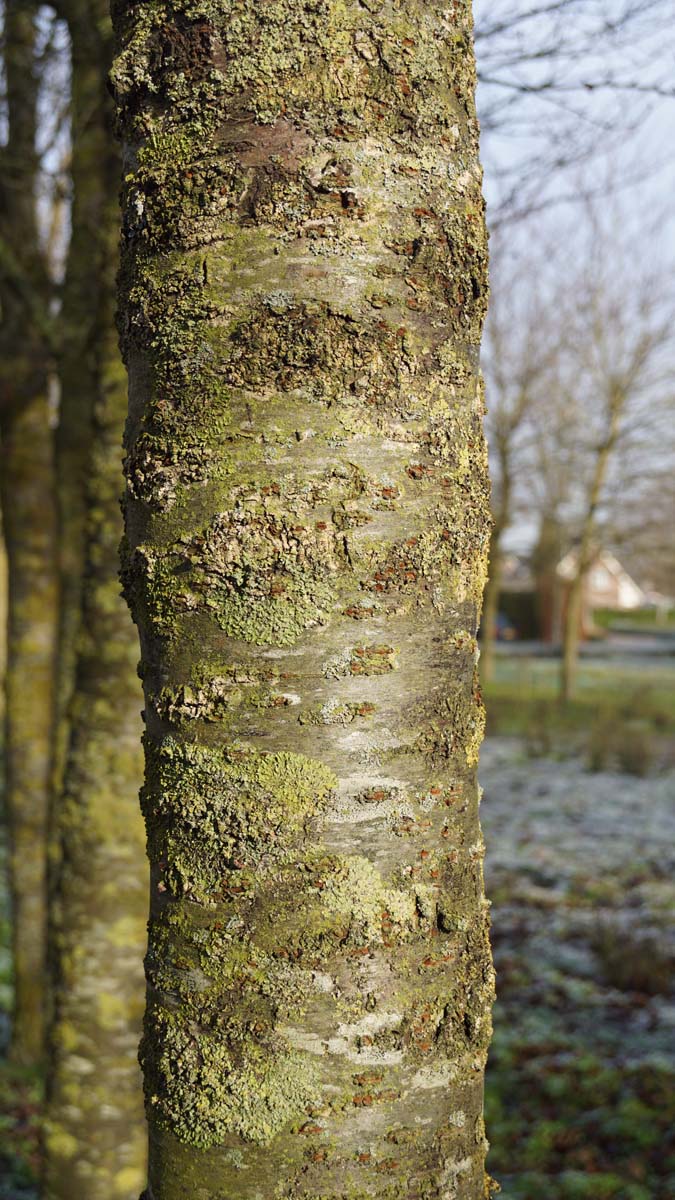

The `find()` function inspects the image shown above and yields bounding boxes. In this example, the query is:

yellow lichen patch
[322,856,417,943]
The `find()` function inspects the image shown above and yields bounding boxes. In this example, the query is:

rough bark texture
[45,3,147,1195]
[0,0,59,1066]
[112,2,494,1197]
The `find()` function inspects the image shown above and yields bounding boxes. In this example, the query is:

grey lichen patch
[299,699,377,727]
[145,738,337,900]
[153,662,286,725]
[145,1008,320,1147]
[324,645,398,679]
[216,300,413,416]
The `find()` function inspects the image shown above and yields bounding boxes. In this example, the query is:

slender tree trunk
[0,398,58,1065]
[44,4,147,1195]
[112,3,494,1197]
[45,328,147,1199]
[559,401,622,703]
[0,0,59,1067]
[52,3,114,793]
[0,528,7,723]
[560,573,583,703]
[481,436,513,684]
[480,525,503,685]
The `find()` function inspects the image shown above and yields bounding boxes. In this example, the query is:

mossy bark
[112,3,494,1197]
[0,0,59,1067]
[480,431,513,686]
[45,3,147,1195]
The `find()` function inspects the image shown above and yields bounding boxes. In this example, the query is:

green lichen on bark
[145,1009,321,1147]
[145,738,337,900]
[112,1,493,1196]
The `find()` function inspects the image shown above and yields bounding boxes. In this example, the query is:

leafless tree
[524,206,674,700]
[481,239,561,680]
[474,0,675,223]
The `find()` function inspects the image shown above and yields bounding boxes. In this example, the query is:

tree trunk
[480,529,502,685]
[112,2,494,1197]
[44,4,147,1195]
[560,572,584,703]
[44,323,147,1199]
[0,397,58,1065]
[0,0,59,1067]
[481,433,513,685]
[559,401,621,703]
[52,4,115,794]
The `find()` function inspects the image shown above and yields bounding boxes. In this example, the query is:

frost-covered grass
[481,738,675,1198]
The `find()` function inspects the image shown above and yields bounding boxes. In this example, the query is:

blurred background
[475,3,675,1197]
[1,1,674,1198]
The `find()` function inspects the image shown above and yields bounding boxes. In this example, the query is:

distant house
[496,548,647,642]
[555,549,647,640]
[557,549,646,612]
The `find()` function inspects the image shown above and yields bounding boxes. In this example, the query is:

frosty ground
[481,727,675,1198]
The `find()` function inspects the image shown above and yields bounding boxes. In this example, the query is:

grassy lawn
[484,655,675,771]
[594,608,675,630]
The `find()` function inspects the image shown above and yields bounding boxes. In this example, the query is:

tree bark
[44,3,147,1195]
[0,0,59,1067]
[112,2,494,1197]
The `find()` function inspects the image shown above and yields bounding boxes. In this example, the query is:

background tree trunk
[480,537,501,685]
[45,3,147,1195]
[0,398,58,1065]
[112,2,495,1196]
[0,0,59,1066]
[560,573,583,704]
[52,0,117,795]
[559,395,622,703]
[44,320,147,1199]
